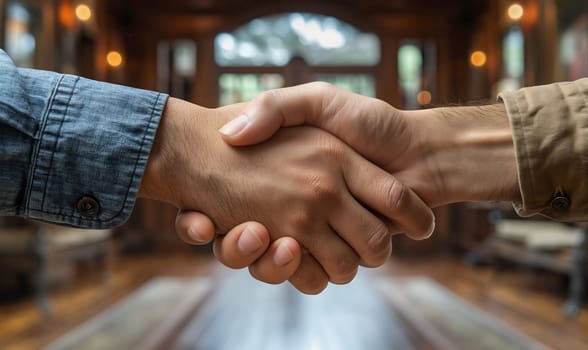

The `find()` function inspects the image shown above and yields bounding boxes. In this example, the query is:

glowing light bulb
[470,51,487,67]
[75,4,92,22]
[508,3,524,21]
[106,51,123,68]
[417,90,432,105]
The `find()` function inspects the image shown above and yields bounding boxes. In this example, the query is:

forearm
[409,78,588,222]
[406,103,520,205]
[139,98,203,205]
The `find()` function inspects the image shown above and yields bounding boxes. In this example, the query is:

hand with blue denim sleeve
[0,49,288,285]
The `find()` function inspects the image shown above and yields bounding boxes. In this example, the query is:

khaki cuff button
[550,195,570,212]
[77,196,100,218]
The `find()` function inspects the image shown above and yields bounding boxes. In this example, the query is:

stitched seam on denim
[24,74,65,216]
[40,76,79,211]
[30,92,165,224]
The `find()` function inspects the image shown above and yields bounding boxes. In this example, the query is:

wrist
[139,98,214,206]
[139,98,178,203]
[412,104,520,203]
[139,98,247,209]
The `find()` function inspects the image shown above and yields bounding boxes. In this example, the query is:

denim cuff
[23,74,167,228]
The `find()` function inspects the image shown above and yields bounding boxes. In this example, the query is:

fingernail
[422,216,436,240]
[187,226,207,243]
[219,114,249,136]
[238,225,263,255]
[273,241,295,267]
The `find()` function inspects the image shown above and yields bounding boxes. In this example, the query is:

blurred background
[0,0,587,349]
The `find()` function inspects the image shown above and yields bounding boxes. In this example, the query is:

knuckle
[303,172,340,203]
[383,178,408,212]
[363,222,392,267]
[309,81,335,93]
[316,133,345,159]
[287,209,314,235]
[253,90,279,110]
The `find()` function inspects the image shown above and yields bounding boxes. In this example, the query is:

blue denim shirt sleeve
[0,50,167,228]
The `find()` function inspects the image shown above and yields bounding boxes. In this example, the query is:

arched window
[215,13,380,104]
[215,13,380,67]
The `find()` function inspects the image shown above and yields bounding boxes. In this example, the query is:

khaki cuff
[499,78,588,221]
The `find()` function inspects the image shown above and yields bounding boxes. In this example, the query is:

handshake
[139,82,519,294]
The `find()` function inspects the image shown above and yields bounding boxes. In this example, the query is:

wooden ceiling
[112,0,490,36]
[123,0,489,18]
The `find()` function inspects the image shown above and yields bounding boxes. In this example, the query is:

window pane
[314,74,375,97]
[398,41,436,109]
[559,14,588,81]
[4,1,37,68]
[174,40,196,77]
[219,74,285,105]
[157,39,197,99]
[496,26,525,93]
[398,43,422,109]
[499,25,525,92]
[215,13,380,67]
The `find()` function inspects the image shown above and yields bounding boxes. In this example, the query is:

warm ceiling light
[106,51,123,68]
[75,4,92,22]
[59,3,75,28]
[470,50,487,67]
[417,90,432,105]
[508,3,524,21]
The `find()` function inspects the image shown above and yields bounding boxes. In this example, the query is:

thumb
[218,83,332,146]
[218,110,283,146]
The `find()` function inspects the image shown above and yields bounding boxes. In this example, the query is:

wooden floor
[0,252,586,350]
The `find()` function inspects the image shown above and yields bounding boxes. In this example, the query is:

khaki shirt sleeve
[498,78,588,221]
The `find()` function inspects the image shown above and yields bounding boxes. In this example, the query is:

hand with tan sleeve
[175,82,519,291]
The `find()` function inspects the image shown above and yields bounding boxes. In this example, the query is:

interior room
[0,0,587,349]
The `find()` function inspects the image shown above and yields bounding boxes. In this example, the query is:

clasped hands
[141,82,518,294]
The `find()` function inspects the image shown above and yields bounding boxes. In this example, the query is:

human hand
[174,210,302,285]
[175,82,518,290]
[215,82,519,206]
[175,209,303,285]
[141,97,434,294]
